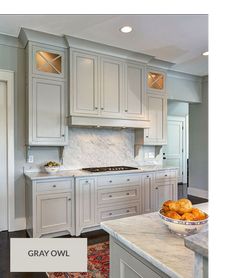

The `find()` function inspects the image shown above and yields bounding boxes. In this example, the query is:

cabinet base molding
[68,116,150,129]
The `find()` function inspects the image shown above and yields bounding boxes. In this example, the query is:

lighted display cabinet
[26,42,68,146]
[146,68,166,93]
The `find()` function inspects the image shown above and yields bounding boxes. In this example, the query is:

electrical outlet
[149,152,155,159]
[28,155,34,163]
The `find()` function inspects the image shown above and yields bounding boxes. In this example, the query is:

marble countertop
[101,203,208,278]
[24,165,179,180]
[184,231,208,258]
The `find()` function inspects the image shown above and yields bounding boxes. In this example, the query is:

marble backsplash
[26,127,163,171]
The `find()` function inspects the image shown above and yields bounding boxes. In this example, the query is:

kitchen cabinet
[26,42,68,146]
[135,93,167,146]
[76,178,96,236]
[70,50,99,116]
[25,177,75,238]
[100,57,123,118]
[29,77,67,145]
[141,173,154,214]
[146,68,166,93]
[125,63,145,119]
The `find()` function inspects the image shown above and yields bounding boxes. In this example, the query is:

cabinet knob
[155,187,158,190]
[68,198,71,201]
[127,179,130,182]
[61,134,65,137]
[109,180,112,183]
[85,180,88,183]
[146,175,149,178]
[109,195,112,198]
[146,136,149,138]
[101,107,104,110]
[125,109,128,112]
[126,210,130,213]
[126,192,130,195]
[94,107,98,110]
[53,185,56,188]
[165,174,168,177]
[163,157,166,160]
[109,212,112,216]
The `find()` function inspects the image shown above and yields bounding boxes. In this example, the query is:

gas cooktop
[81,166,139,172]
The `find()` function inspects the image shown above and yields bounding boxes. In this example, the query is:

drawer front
[156,170,176,181]
[97,185,140,206]
[97,174,140,187]
[98,202,140,222]
[36,179,72,193]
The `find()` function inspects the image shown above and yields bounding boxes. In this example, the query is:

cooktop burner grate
[81,166,139,172]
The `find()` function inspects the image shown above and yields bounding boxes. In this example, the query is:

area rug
[47,241,109,278]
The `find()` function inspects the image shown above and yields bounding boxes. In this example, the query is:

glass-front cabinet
[146,68,166,93]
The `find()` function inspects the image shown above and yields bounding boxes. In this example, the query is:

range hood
[67,116,150,129]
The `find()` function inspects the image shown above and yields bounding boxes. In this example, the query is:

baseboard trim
[188,187,208,199]
[9,217,26,232]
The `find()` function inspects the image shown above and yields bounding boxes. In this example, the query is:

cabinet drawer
[98,202,140,222]
[97,174,140,187]
[97,185,140,206]
[36,179,72,193]
[156,170,176,181]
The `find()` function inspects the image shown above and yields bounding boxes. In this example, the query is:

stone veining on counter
[101,203,208,278]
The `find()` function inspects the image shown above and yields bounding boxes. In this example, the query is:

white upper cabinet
[100,57,123,118]
[125,63,145,119]
[30,78,66,145]
[26,42,68,146]
[70,50,99,116]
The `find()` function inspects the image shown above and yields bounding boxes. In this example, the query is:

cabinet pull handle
[109,180,112,183]
[126,192,130,195]
[109,212,112,216]
[126,210,130,213]
[109,195,112,198]
[53,185,56,188]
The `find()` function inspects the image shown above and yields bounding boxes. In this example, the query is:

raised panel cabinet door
[144,94,167,145]
[142,174,153,214]
[31,78,67,145]
[76,178,96,234]
[71,51,99,116]
[125,63,145,119]
[100,57,123,118]
[36,192,73,236]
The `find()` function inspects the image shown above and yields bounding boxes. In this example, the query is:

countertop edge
[184,231,208,258]
[101,222,183,278]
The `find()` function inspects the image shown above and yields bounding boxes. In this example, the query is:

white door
[162,116,186,183]
[0,81,8,231]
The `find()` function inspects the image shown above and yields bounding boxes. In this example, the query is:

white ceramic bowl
[44,166,60,174]
[158,209,208,237]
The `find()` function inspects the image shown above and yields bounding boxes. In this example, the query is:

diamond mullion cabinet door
[141,173,154,214]
[146,68,166,93]
[28,77,68,146]
[76,178,96,236]
[124,62,145,119]
[32,44,65,79]
[70,50,99,116]
[36,192,73,237]
[100,57,124,118]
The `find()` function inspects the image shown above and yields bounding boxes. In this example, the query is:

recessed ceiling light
[202,51,209,56]
[120,26,133,33]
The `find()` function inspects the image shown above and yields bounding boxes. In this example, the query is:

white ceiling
[0,14,208,76]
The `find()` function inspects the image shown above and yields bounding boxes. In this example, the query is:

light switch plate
[28,155,34,163]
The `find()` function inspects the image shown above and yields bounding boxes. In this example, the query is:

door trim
[0,69,15,231]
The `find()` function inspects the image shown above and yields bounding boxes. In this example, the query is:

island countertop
[101,203,208,278]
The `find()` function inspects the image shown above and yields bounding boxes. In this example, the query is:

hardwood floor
[0,229,109,278]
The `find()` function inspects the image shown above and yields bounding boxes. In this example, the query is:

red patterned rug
[47,241,109,278]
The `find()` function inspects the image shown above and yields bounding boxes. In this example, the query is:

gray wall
[0,38,26,218]
[168,100,189,116]
[189,77,208,192]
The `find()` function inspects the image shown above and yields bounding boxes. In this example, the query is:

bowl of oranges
[158,198,208,236]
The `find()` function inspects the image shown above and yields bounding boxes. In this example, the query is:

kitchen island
[101,203,208,278]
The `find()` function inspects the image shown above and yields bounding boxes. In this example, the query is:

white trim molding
[188,187,208,199]
[0,69,15,232]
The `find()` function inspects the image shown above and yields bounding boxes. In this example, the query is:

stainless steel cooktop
[81,166,139,172]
